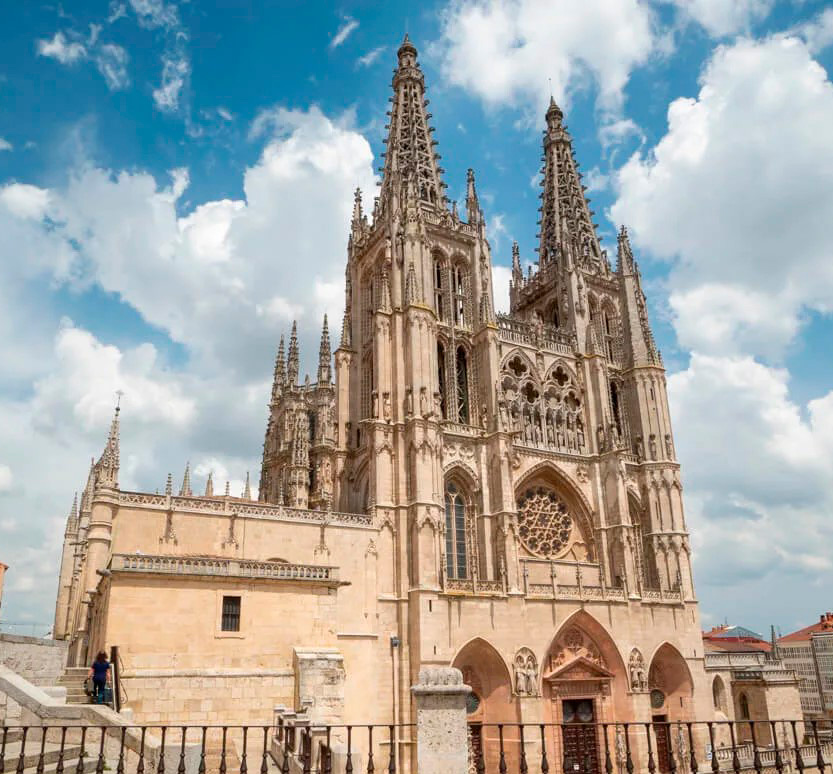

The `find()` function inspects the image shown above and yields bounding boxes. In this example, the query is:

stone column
[410,666,471,774]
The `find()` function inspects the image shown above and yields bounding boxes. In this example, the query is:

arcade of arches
[453,614,695,773]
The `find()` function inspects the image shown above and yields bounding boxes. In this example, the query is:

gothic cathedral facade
[55,36,712,768]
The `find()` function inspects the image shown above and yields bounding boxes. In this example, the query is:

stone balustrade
[117,491,372,528]
[110,554,344,586]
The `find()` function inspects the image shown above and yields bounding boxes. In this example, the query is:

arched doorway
[453,638,519,772]
[543,612,628,774]
[648,644,694,773]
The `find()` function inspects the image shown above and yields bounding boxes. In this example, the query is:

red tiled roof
[704,638,771,653]
[779,613,833,643]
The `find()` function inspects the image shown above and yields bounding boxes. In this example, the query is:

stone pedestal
[410,666,471,774]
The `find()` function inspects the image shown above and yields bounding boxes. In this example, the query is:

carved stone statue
[649,434,657,460]
[665,433,674,458]
[635,435,644,462]
[419,387,429,417]
[514,648,538,697]
[628,648,647,692]
[382,392,392,422]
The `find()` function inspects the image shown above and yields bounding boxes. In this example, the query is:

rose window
[516,488,573,557]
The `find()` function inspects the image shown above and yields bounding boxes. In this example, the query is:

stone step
[1,741,84,771]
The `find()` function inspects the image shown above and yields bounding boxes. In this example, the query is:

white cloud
[492,264,512,314]
[436,0,657,115]
[612,35,833,358]
[792,8,833,54]
[0,183,51,220]
[664,0,774,37]
[0,105,378,624]
[0,139,12,152]
[153,54,190,111]
[0,464,12,492]
[37,32,87,65]
[95,43,130,90]
[127,0,179,30]
[357,45,386,67]
[330,17,359,49]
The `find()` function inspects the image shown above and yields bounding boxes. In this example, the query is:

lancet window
[452,264,466,326]
[437,341,475,424]
[456,346,470,423]
[434,257,446,320]
[444,481,468,579]
[361,353,374,420]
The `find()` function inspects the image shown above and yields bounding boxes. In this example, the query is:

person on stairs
[87,651,111,705]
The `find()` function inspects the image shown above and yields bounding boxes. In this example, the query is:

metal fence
[0,720,830,774]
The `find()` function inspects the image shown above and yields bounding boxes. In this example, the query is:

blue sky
[1,0,832,638]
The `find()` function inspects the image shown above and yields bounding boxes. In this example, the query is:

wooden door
[562,700,599,774]
[653,717,671,773]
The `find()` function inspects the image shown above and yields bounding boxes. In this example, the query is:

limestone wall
[121,669,294,725]
[0,633,67,686]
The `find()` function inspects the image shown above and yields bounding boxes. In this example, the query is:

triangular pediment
[546,656,614,682]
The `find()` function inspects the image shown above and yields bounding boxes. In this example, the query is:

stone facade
[0,633,68,687]
[51,35,797,770]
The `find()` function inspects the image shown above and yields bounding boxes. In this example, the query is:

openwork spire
[317,315,332,384]
[179,462,192,497]
[65,492,79,535]
[538,97,602,269]
[380,35,447,209]
[95,403,120,489]
[287,321,299,386]
[242,472,252,500]
[205,471,214,497]
[465,168,481,225]
[271,335,286,401]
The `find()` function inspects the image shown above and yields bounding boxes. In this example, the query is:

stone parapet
[110,554,346,587]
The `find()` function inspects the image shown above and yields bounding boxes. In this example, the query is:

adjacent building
[779,613,833,723]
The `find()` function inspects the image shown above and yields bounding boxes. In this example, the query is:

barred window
[221,595,241,632]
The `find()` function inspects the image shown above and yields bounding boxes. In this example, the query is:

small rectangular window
[221,595,241,632]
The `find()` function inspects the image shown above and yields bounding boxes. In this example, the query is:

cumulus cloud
[612,35,833,358]
[792,8,833,54]
[37,32,87,64]
[611,33,833,624]
[664,0,774,37]
[0,105,378,624]
[436,0,657,115]
[0,139,12,152]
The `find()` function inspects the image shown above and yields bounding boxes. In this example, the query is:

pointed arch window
[434,258,446,319]
[739,692,750,720]
[456,346,470,423]
[437,342,447,419]
[452,264,466,325]
[445,482,468,579]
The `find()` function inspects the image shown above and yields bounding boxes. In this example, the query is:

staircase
[56,666,89,704]
[1,729,86,774]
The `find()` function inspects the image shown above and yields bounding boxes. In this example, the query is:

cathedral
[54,36,717,770]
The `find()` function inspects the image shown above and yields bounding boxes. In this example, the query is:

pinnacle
[165,473,173,497]
[205,471,214,497]
[179,461,192,497]
[242,472,252,500]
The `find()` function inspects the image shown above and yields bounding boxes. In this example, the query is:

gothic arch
[443,462,480,497]
[544,359,578,384]
[500,349,539,382]
[514,460,597,550]
[452,637,520,770]
[712,675,728,715]
[647,642,694,720]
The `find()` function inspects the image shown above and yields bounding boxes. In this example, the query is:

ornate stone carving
[628,648,647,692]
[516,487,573,558]
[514,647,539,696]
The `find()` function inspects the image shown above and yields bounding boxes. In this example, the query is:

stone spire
[165,473,173,496]
[80,457,96,512]
[224,480,230,497]
[242,472,252,500]
[271,335,286,402]
[405,260,420,305]
[179,462,192,497]
[65,492,79,534]
[205,471,214,497]
[95,403,120,489]
[538,97,602,268]
[616,224,661,367]
[351,187,365,240]
[511,241,522,285]
[317,315,332,384]
[286,321,299,386]
[465,168,481,226]
[380,35,447,210]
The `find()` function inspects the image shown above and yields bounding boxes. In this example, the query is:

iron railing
[0,720,830,774]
